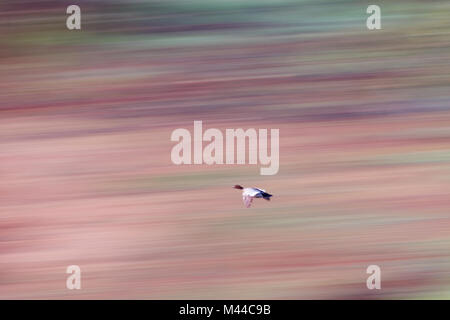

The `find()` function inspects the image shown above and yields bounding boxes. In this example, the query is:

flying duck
[233,185,273,208]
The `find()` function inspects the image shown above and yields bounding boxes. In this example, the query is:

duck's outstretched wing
[243,195,253,208]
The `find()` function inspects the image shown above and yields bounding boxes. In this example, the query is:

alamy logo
[66,5,81,30]
[366,5,381,30]
[366,265,381,289]
[170,121,279,175]
[66,265,81,289]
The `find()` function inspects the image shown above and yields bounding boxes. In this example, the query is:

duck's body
[233,185,272,208]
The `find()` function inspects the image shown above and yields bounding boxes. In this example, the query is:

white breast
[242,188,262,197]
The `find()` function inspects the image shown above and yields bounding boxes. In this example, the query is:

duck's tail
[262,192,272,201]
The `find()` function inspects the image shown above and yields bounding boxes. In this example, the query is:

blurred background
[1,0,450,299]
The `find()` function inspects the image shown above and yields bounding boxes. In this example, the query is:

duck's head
[233,185,244,190]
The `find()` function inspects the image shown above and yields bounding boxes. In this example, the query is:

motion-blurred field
[1,0,450,299]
